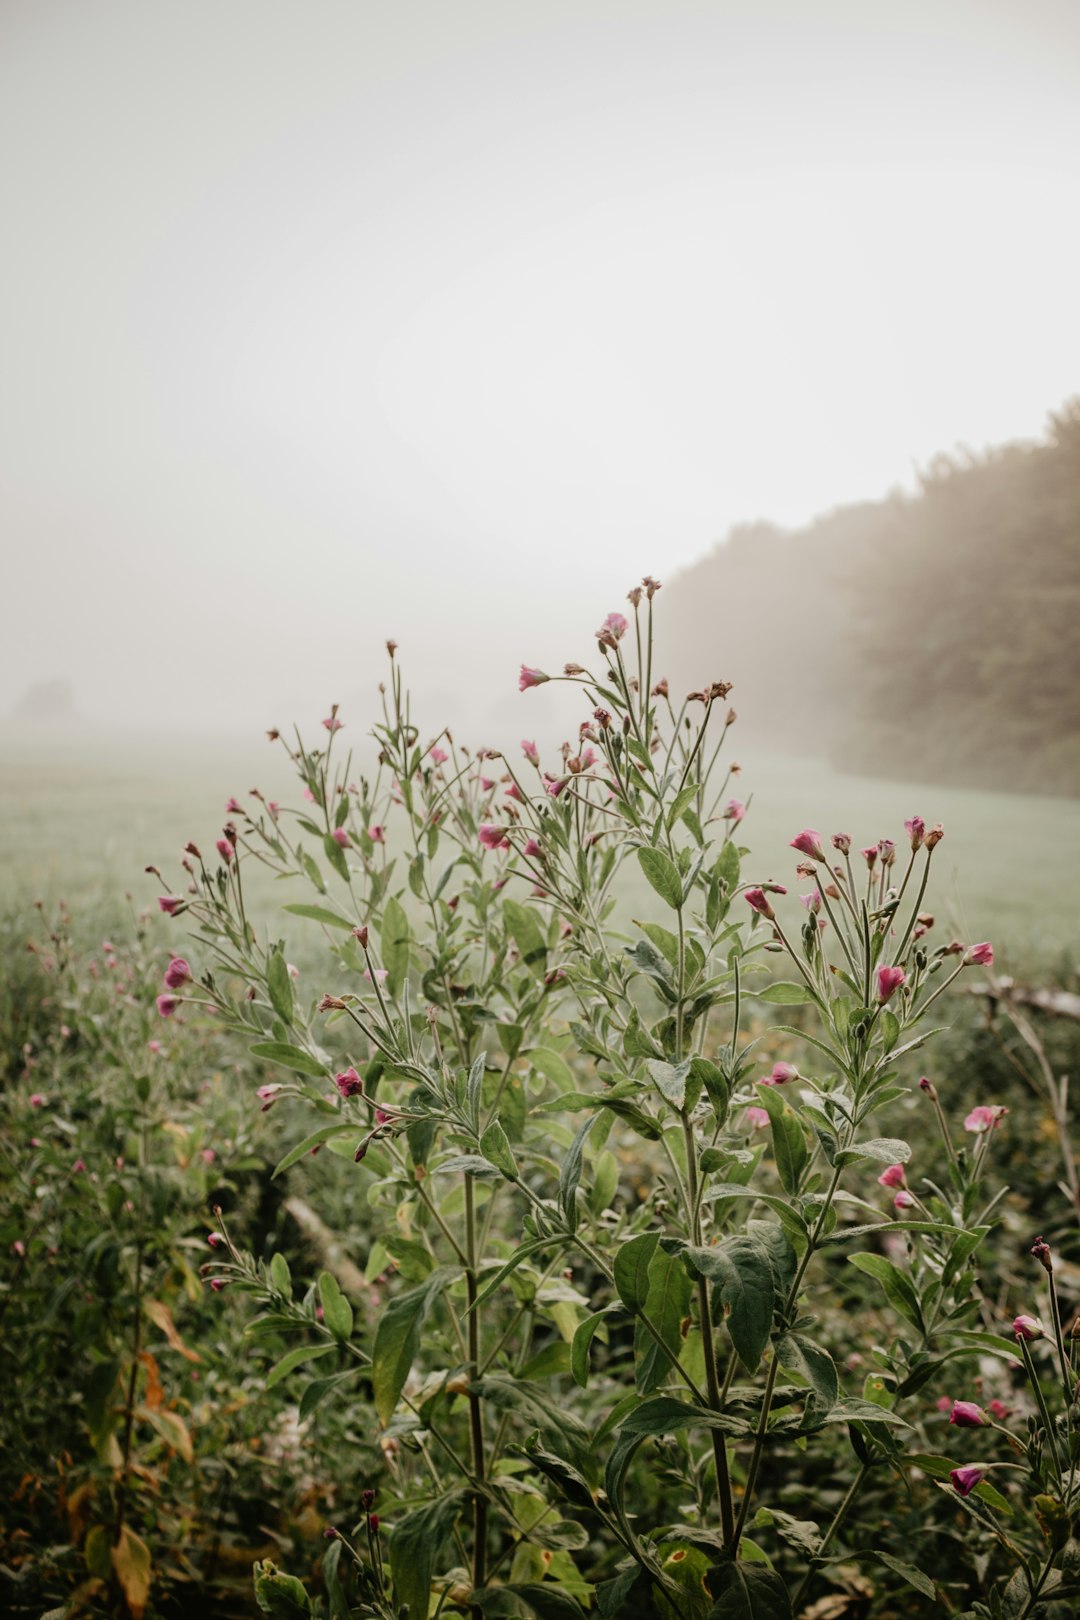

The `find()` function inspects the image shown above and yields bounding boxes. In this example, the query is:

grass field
[1,731,1077,974]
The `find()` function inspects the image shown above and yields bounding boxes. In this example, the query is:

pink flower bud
[367,824,385,843]
[877,1164,906,1189]
[949,1400,987,1428]
[428,746,449,765]
[744,887,775,920]
[158,895,184,916]
[364,968,389,985]
[904,816,925,850]
[987,1399,1011,1420]
[790,829,825,862]
[745,1106,770,1130]
[831,832,851,853]
[523,837,542,857]
[860,845,877,868]
[331,827,350,848]
[722,799,745,822]
[1013,1314,1043,1341]
[877,838,896,866]
[156,993,180,1018]
[964,942,994,966]
[918,1075,937,1097]
[335,1067,364,1099]
[963,1104,1008,1134]
[226,796,243,814]
[893,1190,915,1210]
[924,822,944,849]
[11,1239,26,1257]
[761,1062,797,1086]
[876,964,906,1003]
[209,1277,228,1292]
[73,1159,86,1173]
[256,1083,283,1107]
[519,665,549,691]
[208,1232,226,1249]
[164,956,192,989]
[29,1093,46,1108]
[1031,1235,1053,1273]
[201,1148,215,1164]
[521,740,539,765]
[216,839,233,864]
[323,714,343,732]
[949,1465,985,1497]
[353,925,370,948]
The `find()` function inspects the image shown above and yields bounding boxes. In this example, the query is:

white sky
[2,0,1079,736]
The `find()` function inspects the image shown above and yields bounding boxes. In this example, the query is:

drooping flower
[893,1190,915,1210]
[876,964,906,1003]
[1013,1314,1043,1341]
[542,774,569,799]
[332,827,351,848]
[761,1062,798,1086]
[368,824,385,843]
[216,838,234,864]
[950,1465,985,1497]
[722,799,745,821]
[335,1067,364,1099]
[209,1277,229,1292]
[158,895,184,916]
[522,739,539,765]
[519,666,549,691]
[523,837,542,858]
[226,796,243,814]
[429,746,449,766]
[744,887,775,920]
[207,1232,226,1249]
[963,1104,1008,1134]
[256,1083,283,1109]
[596,612,628,645]
[790,829,825,862]
[478,823,510,852]
[949,1400,988,1428]
[965,942,994,966]
[877,1163,906,1189]
[156,993,180,1018]
[745,1106,770,1130]
[164,956,192,989]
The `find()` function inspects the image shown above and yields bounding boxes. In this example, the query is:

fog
[3,0,1079,747]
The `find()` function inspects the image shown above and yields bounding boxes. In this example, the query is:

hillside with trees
[659,400,1080,795]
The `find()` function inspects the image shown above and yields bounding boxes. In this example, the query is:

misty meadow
[3,4,1080,1620]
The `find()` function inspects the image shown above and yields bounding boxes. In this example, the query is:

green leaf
[271,1123,355,1178]
[269,1252,292,1295]
[266,948,294,1023]
[480,1120,519,1180]
[318,1271,354,1340]
[613,1232,660,1312]
[705,1560,793,1619]
[390,1491,466,1620]
[265,1342,337,1389]
[571,1311,611,1388]
[848,1252,924,1332]
[469,1584,587,1619]
[283,902,356,930]
[682,1237,774,1372]
[776,1332,838,1413]
[504,898,549,968]
[323,832,350,882]
[559,1117,593,1234]
[254,1559,313,1618]
[251,1041,328,1078]
[528,1046,575,1090]
[837,1136,911,1166]
[300,851,326,893]
[757,981,816,1005]
[371,1272,444,1425]
[634,1246,692,1394]
[869,1552,935,1600]
[381,896,411,997]
[637,846,684,910]
[646,1057,691,1110]
[666,783,700,831]
[758,1085,808,1196]
[468,1237,563,1312]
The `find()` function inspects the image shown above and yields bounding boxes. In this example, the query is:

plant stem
[463,1174,487,1610]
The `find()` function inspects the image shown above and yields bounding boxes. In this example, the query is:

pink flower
[877,1164,906,1189]
[303,787,316,802]
[860,845,877,868]
[519,665,549,691]
[790,829,825,862]
[156,993,180,1018]
[256,1083,282,1108]
[950,1465,985,1497]
[935,1395,952,1413]
[73,1159,86,1174]
[368,824,385,843]
[597,611,628,643]
[374,1107,394,1126]
[332,827,351,848]
[831,832,851,853]
[335,1067,364,1099]
[723,799,745,821]
[480,777,495,792]
[158,895,184,916]
[744,887,775,920]
[148,1040,162,1054]
[29,1093,46,1108]
[11,1240,26,1258]
[209,1277,229,1292]
[429,746,449,765]
[523,837,542,858]
[987,1399,1011,1420]
[267,801,280,818]
[504,781,523,801]
[522,740,539,765]
[164,956,192,989]
[761,1062,798,1086]
[893,1190,915,1210]
[201,1148,216,1164]
[216,839,234,864]
[323,715,343,732]
[364,968,389,985]
[208,1232,226,1249]
[949,1400,987,1428]
[877,838,896,865]
[964,1104,1008,1134]
[226,796,243,814]
[1013,1314,1043,1341]
[904,816,926,849]
[876,964,906,1003]
[478,823,510,852]
[543,774,569,798]
[745,1106,770,1130]
[965,942,994,966]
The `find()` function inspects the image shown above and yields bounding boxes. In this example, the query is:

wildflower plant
[153,583,1079,1618]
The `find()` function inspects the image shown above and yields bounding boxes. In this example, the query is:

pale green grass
[1,734,1076,973]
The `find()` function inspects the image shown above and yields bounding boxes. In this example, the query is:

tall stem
[464,1175,487,1609]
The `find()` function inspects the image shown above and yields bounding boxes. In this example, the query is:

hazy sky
[3,0,1079,738]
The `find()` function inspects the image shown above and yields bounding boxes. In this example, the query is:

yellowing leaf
[143,1406,194,1464]
[111,1525,152,1619]
[144,1300,201,1364]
